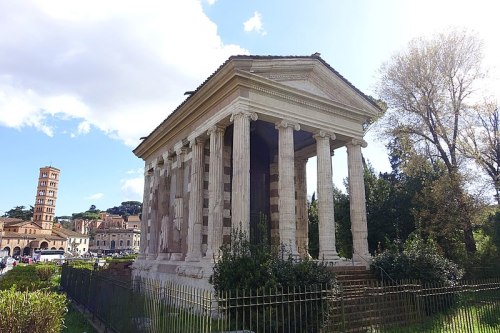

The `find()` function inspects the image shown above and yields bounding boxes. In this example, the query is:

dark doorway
[111,240,116,250]
[250,130,271,245]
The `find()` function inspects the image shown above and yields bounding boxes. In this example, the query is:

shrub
[0,264,60,291]
[371,235,463,285]
[211,226,335,292]
[0,288,67,333]
[36,264,58,281]
[210,227,336,331]
[371,236,464,315]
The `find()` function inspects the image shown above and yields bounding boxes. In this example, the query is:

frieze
[248,83,367,123]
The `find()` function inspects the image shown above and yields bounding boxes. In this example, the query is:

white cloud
[121,176,144,201]
[243,11,267,36]
[126,168,143,175]
[205,0,218,5]
[85,192,104,200]
[0,0,248,147]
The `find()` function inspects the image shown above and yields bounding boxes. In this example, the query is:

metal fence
[60,266,500,332]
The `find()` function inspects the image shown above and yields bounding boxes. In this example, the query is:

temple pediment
[238,55,379,118]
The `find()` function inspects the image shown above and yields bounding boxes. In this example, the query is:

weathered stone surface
[347,139,371,266]
[132,56,380,286]
[206,125,225,259]
[276,120,300,257]
[314,131,339,261]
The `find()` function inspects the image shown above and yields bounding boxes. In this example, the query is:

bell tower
[33,166,60,233]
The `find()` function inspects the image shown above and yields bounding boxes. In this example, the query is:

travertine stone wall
[269,160,279,240]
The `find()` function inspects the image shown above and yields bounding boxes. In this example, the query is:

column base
[353,252,372,268]
[156,253,171,261]
[170,253,183,261]
[146,254,158,261]
[319,251,340,261]
[184,254,201,262]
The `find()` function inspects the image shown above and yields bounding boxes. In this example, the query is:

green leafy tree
[106,201,142,217]
[5,206,33,220]
[72,206,101,221]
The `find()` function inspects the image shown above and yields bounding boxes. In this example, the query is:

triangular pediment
[246,57,379,116]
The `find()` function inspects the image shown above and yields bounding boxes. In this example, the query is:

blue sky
[1,0,498,216]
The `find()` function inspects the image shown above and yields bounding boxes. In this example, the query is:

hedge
[0,288,67,333]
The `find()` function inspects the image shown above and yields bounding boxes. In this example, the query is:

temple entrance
[249,123,272,245]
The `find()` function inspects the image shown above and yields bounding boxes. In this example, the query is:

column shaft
[231,110,257,237]
[170,148,186,260]
[347,139,370,265]
[315,132,339,260]
[276,120,299,256]
[295,158,309,258]
[158,158,172,260]
[206,126,225,259]
[147,167,160,260]
[186,139,205,261]
[138,169,151,259]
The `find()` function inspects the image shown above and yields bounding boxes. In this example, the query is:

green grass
[380,302,500,333]
[62,303,97,333]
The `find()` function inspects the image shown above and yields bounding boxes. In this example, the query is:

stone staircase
[327,266,416,332]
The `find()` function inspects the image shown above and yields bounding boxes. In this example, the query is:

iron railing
[60,266,500,332]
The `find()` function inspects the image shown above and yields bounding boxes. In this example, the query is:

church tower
[33,166,60,233]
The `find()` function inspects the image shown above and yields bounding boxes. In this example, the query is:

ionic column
[170,147,186,261]
[231,109,257,237]
[295,157,309,258]
[158,156,172,260]
[147,166,161,260]
[314,131,339,261]
[138,167,152,259]
[206,125,225,259]
[276,120,300,257]
[185,138,205,262]
[346,139,370,265]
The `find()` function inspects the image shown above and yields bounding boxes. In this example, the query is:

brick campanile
[33,166,60,232]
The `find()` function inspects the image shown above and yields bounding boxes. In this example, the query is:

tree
[377,29,484,253]
[460,101,500,204]
[5,206,33,220]
[72,208,100,221]
[106,201,142,217]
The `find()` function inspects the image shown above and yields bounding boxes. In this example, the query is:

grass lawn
[62,303,97,333]
[380,302,500,333]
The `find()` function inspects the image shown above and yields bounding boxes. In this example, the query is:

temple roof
[134,54,382,159]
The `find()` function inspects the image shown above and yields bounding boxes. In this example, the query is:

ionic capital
[175,147,188,168]
[313,130,336,141]
[207,124,226,136]
[230,110,258,123]
[189,136,206,148]
[275,119,300,131]
[346,138,368,148]
[162,151,174,164]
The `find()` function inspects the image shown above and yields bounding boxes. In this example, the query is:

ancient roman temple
[132,55,381,287]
